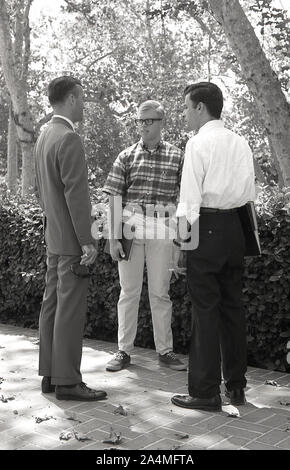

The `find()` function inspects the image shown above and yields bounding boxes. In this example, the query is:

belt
[200,207,238,214]
[152,211,170,218]
[123,210,171,219]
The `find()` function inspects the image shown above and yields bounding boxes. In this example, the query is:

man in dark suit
[34,76,107,401]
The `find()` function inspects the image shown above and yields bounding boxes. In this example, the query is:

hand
[80,243,97,265]
[170,243,187,279]
[109,240,125,261]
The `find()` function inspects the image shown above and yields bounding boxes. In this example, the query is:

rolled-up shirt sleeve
[103,154,126,196]
[176,138,205,225]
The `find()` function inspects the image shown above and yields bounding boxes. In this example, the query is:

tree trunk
[208,0,290,189]
[7,103,18,193]
[12,95,35,196]
[0,0,35,198]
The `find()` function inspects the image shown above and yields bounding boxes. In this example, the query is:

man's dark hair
[48,76,82,105]
[184,82,223,119]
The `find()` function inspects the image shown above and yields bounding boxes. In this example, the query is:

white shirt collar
[198,119,224,135]
[53,114,75,131]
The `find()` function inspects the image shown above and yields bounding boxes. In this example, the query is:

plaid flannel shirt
[103,139,184,209]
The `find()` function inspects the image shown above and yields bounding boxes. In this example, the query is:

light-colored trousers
[118,237,174,355]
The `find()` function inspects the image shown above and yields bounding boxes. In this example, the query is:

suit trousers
[186,212,247,398]
[117,238,173,355]
[38,253,88,385]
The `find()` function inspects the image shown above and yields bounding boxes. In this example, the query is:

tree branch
[86,48,118,71]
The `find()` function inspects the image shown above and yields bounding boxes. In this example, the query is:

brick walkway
[0,323,290,451]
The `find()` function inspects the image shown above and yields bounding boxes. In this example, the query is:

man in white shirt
[171,82,255,411]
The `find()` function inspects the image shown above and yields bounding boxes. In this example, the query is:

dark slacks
[38,253,89,385]
[187,212,247,398]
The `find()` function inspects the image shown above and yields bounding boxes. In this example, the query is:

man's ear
[69,93,76,105]
[197,102,203,112]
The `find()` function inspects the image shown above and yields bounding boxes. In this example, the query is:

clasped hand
[170,244,187,279]
[80,243,98,265]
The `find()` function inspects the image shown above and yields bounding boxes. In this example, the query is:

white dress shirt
[53,114,75,131]
[176,120,256,224]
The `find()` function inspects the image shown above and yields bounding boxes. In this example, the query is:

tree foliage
[0,0,289,191]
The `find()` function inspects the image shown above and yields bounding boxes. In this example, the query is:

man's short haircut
[48,76,82,106]
[184,82,223,119]
[138,100,165,119]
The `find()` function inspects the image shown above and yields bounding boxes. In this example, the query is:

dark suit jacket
[34,116,94,255]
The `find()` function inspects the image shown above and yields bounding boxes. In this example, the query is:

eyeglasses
[70,263,92,278]
[134,118,162,126]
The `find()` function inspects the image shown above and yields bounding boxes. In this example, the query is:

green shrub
[0,184,289,371]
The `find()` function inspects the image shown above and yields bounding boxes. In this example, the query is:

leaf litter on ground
[59,429,91,442]
[264,380,280,387]
[35,415,56,424]
[65,411,82,423]
[279,400,290,406]
[102,427,122,445]
[74,431,91,442]
[113,404,128,416]
[222,404,241,418]
[59,431,74,441]
[0,394,15,403]
[174,432,189,439]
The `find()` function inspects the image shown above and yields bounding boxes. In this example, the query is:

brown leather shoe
[55,382,107,401]
[225,388,246,406]
[171,394,222,411]
[41,376,55,394]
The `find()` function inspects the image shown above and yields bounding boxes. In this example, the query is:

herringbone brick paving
[0,323,289,450]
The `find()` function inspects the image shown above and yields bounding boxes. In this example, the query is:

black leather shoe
[171,394,222,411]
[41,376,55,393]
[55,382,107,401]
[225,388,246,406]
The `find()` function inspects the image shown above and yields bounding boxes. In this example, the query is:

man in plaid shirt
[103,100,186,372]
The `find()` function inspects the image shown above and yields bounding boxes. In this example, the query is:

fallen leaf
[174,433,189,439]
[0,395,15,403]
[114,405,127,416]
[65,411,82,423]
[35,415,56,424]
[66,416,82,423]
[265,380,280,387]
[227,410,241,418]
[102,427,122,445]
[223,405,241,418]
[74,431,91,442]
[59,431,74,441]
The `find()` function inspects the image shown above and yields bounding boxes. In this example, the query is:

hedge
[0,185,289,371]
